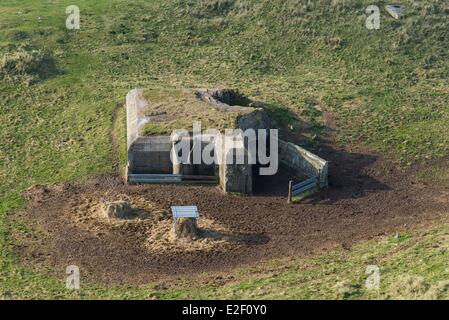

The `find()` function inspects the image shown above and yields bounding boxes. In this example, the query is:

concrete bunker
[125,88,328,195]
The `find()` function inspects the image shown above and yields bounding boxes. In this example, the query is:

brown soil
[11,149,449,285]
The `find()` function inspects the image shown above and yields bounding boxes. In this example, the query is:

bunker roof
[139,88,259,135]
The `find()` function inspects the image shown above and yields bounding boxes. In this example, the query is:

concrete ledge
[126,89,149,149]
[279,139,328,188]
[128,136,172,174]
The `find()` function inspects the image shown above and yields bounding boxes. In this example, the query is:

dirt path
[12,154,449,285]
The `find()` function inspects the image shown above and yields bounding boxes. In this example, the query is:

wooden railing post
[288,180,293,203]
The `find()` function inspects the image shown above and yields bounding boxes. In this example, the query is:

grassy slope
[3,220,449,299]
[0,0,448,299]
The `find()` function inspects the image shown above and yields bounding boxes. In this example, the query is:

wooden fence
[288,177,318,203]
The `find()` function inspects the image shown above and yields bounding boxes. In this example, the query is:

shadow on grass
[251,100,391,202]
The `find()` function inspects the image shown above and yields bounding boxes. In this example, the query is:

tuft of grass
[0,46,57,85]
[387,275,429,299]
[291,186,319,203]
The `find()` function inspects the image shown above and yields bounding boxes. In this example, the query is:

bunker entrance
[172,137,218,177]
[251,134,308,196]
[252,166,294,196]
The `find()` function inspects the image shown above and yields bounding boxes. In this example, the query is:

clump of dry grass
[182,0,236,18]
[424,280,449,299]
[324,36,344,50]
[333,280,353,298]
[387,275,449,300]
[0,47,56,85]
[388,275,429,299]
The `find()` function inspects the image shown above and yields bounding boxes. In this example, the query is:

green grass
[291,186,320,203]
[3,219,449,299]
[140,88,253,135]
[1,0,448,299]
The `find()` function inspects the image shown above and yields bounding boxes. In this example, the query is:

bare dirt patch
[11,152,449,285]
[23,187,246,257]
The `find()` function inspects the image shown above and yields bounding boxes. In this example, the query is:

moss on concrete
[141,88,258,135]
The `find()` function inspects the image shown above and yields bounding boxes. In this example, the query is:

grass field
[0,0,448,299]
[3,219,449,299]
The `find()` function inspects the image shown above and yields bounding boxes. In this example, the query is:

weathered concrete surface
[237,109,272,132]
[219,146,253,194]
[128,136,172,174]
[219,162,253,194]
[279,139,328,188]
[385,5,406,19]
[194,88,250,113]
[172,138,216,176]
[126,88,327,194]
[126,89,149,149]
[127,89,174,174]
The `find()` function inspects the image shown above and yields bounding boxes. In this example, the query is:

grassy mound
[0,46,56,85]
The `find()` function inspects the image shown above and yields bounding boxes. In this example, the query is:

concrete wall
[128,136,172,174]
[219,162,253,194]
[219,146,253,194]
[127,89,175,174]
[279,139,328,188]
[172,139,216,176]
[126,89,149,149]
